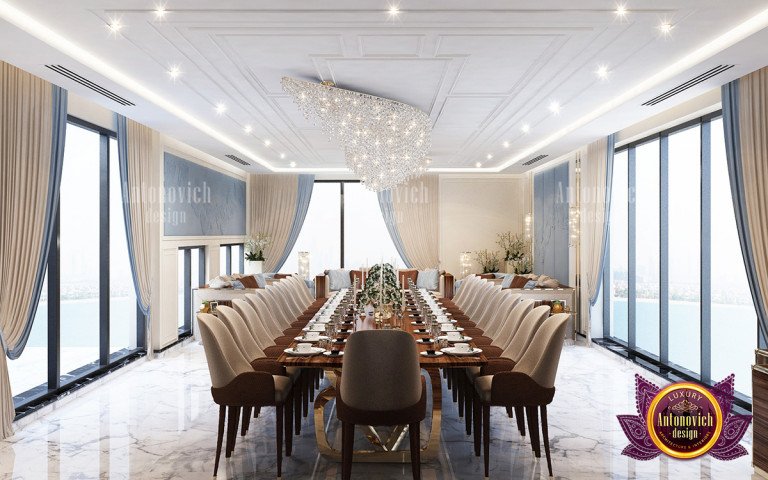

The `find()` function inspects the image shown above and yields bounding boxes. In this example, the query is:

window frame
[12,115,145,411]
[178,245,206,335]
[220,242,245,275]
[601,109,754,408]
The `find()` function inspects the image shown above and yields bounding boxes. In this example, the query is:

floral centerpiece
[473,249,501,274]
[245,233,271,262]
[357,263,402,313]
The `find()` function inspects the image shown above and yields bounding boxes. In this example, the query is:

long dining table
[277,297,487,463]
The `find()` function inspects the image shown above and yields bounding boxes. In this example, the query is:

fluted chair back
[274,281,302,317]
[512,313,570,388]
[474,289,508,328]
[290,275,313,305]
[263,286,292,325]
[198,313,251,388]
[284,276,310,311]
[340,330,421,411]
[217,305,263,360]
[465,282,497,319]
[232,299,272,351]
[481,292,519,338]
[245,293,282,339]
[491,299,535,350]
[499,305,550,362]
[454,275,479,306]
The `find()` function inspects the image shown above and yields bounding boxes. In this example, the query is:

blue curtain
[590,133,617,306]
[722,80,768,346]
[273,174,315,272]
[9,86,68,359]
[116,114,150,316]
[377,189,412,268]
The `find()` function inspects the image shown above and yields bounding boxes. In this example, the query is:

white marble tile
[0,342,757,479]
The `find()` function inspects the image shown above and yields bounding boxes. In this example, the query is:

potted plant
[497,231,532,274]
[473,249,501,274]
[244,233,271,274]
[358,263,402,321]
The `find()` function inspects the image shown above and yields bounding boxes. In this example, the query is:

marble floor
[0,341,756,480]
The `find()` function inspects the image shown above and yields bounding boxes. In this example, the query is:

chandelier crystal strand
[281,77,431,191]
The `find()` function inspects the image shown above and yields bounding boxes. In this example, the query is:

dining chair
[474,313,570,477]
[232,299,292,350]
[337,330,427,480]
[452,275,479,307]
[197,313,293,477]
[243,293,284,340]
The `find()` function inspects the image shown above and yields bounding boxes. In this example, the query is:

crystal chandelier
[281,77,431,191]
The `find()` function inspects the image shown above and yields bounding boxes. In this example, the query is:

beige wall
[439,175,531,276]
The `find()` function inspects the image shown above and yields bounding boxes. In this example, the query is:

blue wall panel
[534,163,570,284]
[163,152,246,236]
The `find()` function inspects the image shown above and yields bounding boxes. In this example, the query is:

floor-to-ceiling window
[283,181,405,275]
[219,243,244,275]
[178,246,205,335]
[602,112,756,401]
[7,117,144,408]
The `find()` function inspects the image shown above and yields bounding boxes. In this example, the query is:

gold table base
[313,367,443,463]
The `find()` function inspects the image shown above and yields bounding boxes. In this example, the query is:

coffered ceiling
[1,1,768,174]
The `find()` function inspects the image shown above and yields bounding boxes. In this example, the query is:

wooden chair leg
[473,393,482,456]
[506,406,514,418]
[254,406,260,418]
[225,406,240,458]
[241,406,251,436]
[303,372,310,417]
[294,378,302,436]
[464,384,473,435]
[285,396,293,457]
[457,374,464,417]
[525,406,541,458]
[276,405,284,478]
[541,405,553,477]
[515,406,526,437]
[447,368,453,391]
[214,406,226,477]
[409,422,421,480]
[342,422,355,480]
[483,405,491,478]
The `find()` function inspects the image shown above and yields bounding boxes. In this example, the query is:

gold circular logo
[646,382,723,459]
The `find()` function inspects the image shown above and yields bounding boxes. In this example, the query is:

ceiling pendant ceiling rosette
[281,77,431,191]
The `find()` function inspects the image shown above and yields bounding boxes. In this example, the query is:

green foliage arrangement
[357,263,402,310]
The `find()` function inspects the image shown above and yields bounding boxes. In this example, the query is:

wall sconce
[298,251,310,280]
[523,212,533,241]
[459,251,472,279]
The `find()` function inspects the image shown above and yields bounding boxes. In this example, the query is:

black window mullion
[628,147,637,349]
[47,210,61,390]
[603,235,611,336]
[225,245,232,275]
[99,133,110,366]
[198,247,206,287]
[239,244,245,274]
[659,135,670,364]
[701,120,712,383]
[183,248,192,334]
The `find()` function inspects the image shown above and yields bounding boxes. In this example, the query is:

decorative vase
[505,260,515,274]
[551,300,565,314]
[244,260,263,275]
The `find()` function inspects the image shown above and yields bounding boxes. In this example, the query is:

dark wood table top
[277,302,487,368]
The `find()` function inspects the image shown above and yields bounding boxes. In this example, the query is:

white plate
[437,318,457,324]
[293,335,330,343]
[315,317,332,324]
[284,347,325,356]
[441,347,482,356]
[440,325,464,332]
[302,325,328,332]
[322,351,344,357]
[437,335,472,342]
[410,321,426,326]
[419,351,444,357]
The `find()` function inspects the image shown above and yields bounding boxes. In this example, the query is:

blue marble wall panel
[534,163,570,284]
[163,152,246,236]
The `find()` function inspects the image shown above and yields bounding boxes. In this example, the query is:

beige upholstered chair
[337,330,426,480]
[474,313,570,477]
[452,275,479,307]
[231,299,291,350]
[197,313,293,477]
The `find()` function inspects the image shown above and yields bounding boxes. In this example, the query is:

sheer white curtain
[249,174,299,272]
[389,175,440,269]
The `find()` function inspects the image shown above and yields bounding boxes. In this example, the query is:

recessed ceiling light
[548,101,561,115]
[388,5,400,16]
[263,139,271,147]
[475,162,482,168]
[107,19,123,34]
[243,124,252,134]
[659,22,674,35]
[425,158,432,164]
[289,161,296,168]
[521,124,531,134]
[615,4,628,18]
[596,65,610,80]
[167,65,181,80]
[502,141,510,148]
[215,102,226,115]
[154,5,167,19]
[280,152,286,159]
[486,153,493,160]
